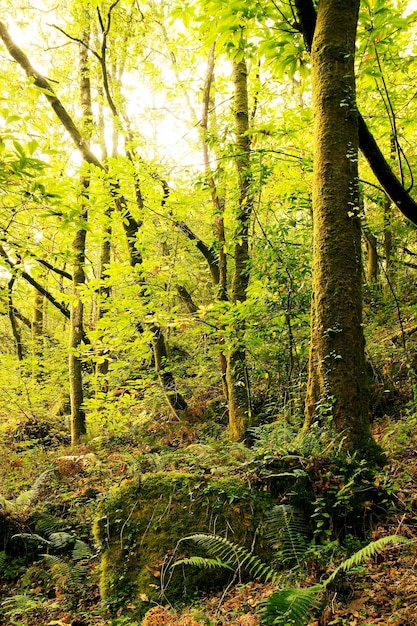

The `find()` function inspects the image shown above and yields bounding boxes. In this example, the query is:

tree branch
[36,258,72,280]
[174,220,220,285]
[292,0,417,226]
[0,21,102,169]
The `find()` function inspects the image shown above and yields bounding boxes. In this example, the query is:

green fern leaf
[72,539,92,560]
[265,505,309,567]
[323,535,412,587]
[260,586,319,626]
[173,556,234,571]
[178,533,280,583]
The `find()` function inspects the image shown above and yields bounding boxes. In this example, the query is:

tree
[302,0,374,452]
[226,57,255,441]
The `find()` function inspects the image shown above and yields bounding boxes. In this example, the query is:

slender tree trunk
[302,0,376,453]
[383,195,393,276]
[227,58,254,441]
[32,287,44,378]
[95,97,112,378]
[69,30,91,445]
[201,44,228,397]
[69,219,87,444]
[7,278,23,361]
[364,229,378,284]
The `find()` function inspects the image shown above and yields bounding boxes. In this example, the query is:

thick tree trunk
[303,0,375,452]
[293,0,417,227]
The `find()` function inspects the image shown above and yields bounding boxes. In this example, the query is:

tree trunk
[201,44,228,398]
[363,229,378,284]
[383,194,393,276]
[227,58,254,441]
[32,287,44,378]
[69,31,91,445]
[7,278,23,361]
[302,0,375,453]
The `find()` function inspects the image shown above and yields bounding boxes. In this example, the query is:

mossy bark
[303,0,374,451]
[227,59,254,441]
[69,34,91,446]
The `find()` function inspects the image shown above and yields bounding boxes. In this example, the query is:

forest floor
[1,405,417,626]
[0,404,417,626]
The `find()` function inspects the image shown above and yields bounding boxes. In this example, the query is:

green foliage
[264,505,309,568]
[260,586,319,626]
[174,532,280,583]
[322,535,410,587]
[260,535,411,626]
[171,502,411,625]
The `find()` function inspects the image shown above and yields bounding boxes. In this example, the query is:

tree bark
[200,44,228,397]
[363,229,378,284]
[303,0,375,453]
[227,58,254,441]
[69,31,91,446]
[7,278,23,361]
[32,287,44,377]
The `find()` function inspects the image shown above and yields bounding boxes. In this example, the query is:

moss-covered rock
[93,471,275,620]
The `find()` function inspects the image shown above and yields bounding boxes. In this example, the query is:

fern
[265,505,309,567]
[170,509,411,626]
[43,554,88,589]
[322,534,411,588]
[173,556,234,571]
[260,534,412,625]
[0,469,54,517]
[176,533,280,583]
[261,586,320,626]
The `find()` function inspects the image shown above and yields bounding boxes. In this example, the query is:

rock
[93,471,275,621]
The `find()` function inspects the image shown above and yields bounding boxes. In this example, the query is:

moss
[93,471,274,620]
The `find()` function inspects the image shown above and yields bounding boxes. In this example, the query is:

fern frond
[42,554,63,567]
[42,554,87,588]
[323,535,412,587]
[14,470,54,509]
[11,533,51,546]
[173,556,234,571]
[265,505,309,567]
[72,539,91,560]
[179,533,279,583]
[48,531,74,550]
[260,586,319,626]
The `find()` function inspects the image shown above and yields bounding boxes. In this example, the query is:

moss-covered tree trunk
[69,32,91,445]
[227,59,254,441]
[32,286,44,378]
[303,0,374,452]
[201,44,228,398]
